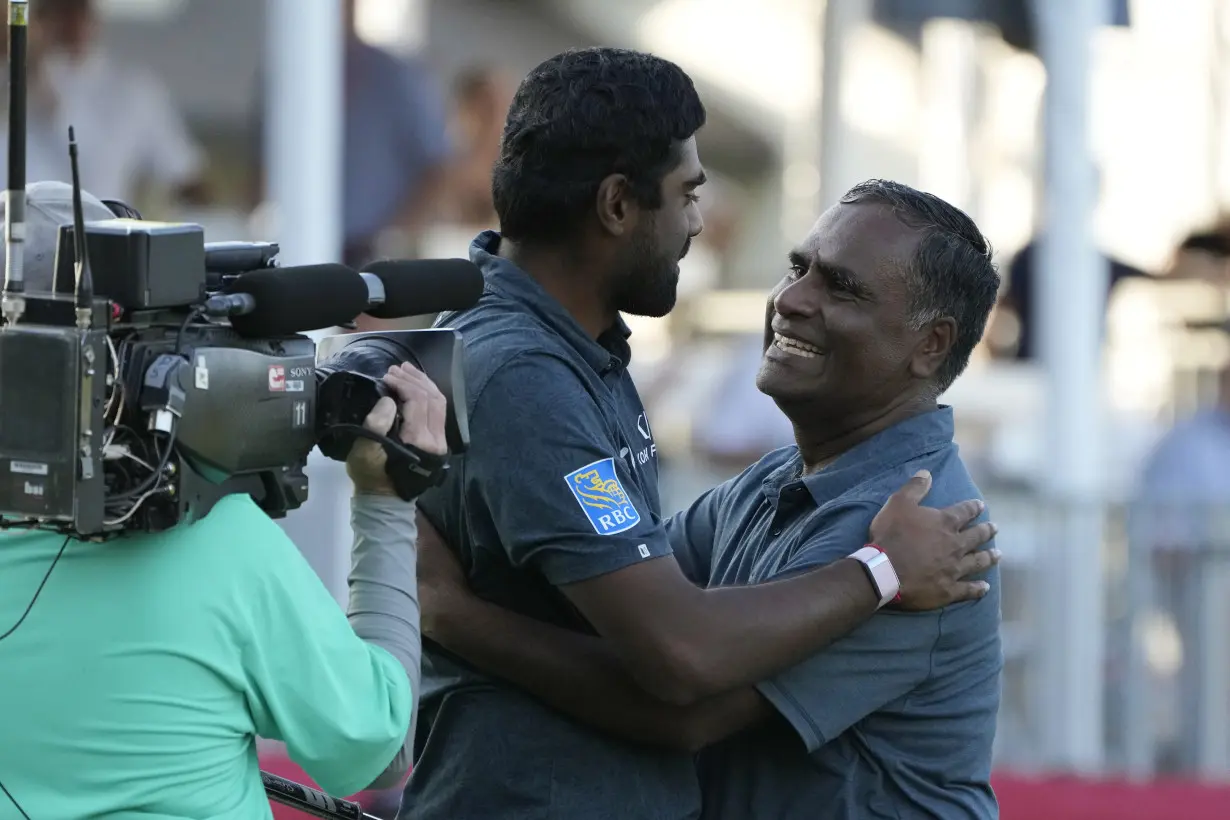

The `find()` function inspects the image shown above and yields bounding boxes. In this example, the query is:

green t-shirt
[0,494,411,819]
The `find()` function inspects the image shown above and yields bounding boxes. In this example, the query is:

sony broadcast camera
[0,165,481,540]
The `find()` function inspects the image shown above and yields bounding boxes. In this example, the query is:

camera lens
[315,337,423,462]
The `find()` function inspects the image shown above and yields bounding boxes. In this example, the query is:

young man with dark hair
[403,48,998,820]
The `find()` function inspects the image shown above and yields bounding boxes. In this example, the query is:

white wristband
[849,545,901,609]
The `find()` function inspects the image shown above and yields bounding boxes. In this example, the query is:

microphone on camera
[211,258,484,338]
[219,263,369,337]
[360,258,483,319]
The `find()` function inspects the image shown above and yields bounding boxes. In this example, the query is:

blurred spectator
[442,65,515,228]
[1133,357,1230,771]
[1166,217,1230,284]
[691,334,795,473]
[990,237,1150,360]
[0,0,207,206]
[250,0,452,272]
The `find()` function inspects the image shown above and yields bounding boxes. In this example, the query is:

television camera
[0,182,481,537]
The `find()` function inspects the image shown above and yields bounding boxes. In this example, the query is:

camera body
[0,218,469,538]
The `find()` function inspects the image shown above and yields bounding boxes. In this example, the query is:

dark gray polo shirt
[670,407,1002,819]
[401,231,700,820]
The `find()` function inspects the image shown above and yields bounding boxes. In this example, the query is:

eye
[685,192,701,204]
[826,276,859,300]
[816,266,860,300]
[786,264,806,281]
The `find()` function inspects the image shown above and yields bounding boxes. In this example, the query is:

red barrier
[258,753,1230,820]
[993,773,1230,820]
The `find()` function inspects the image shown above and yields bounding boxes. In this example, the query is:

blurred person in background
[442,65,515,228]
[990,236,1149,361]
[986,168,1150,361]
[1166,218,1230,284]
[0,0,207,207]
[1133,346,1230,771]
[413,64,515,303]
[249,0,452,278]
[417,179,1004,820]
[690,336,796,473]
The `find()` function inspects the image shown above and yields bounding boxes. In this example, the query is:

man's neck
[501,239,616,339]
[791,394,937,475]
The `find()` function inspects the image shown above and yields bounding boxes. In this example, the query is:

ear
[909,316,956,380]
[595,173,637,238]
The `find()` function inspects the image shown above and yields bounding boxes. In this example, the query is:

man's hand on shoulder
[347,363,448,497]
[869,470,1000,611]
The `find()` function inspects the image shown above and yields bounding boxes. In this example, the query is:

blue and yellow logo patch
[563,457,641,536]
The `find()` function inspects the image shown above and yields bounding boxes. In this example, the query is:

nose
[772,273,821,319]
[689,209,704,239]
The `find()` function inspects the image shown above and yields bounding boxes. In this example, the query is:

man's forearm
[429,590,768,752]
[348,494,421,788]
[676,559,879,701]
[566,556,879,705]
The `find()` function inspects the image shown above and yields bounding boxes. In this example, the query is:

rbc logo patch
[563,458,641,535]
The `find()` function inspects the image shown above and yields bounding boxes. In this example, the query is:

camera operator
[0,184,442,818]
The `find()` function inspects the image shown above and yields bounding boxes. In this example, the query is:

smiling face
[756,201,955,420]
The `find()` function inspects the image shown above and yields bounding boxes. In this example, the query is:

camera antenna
[68,125,94,328]
[1,0,28,327]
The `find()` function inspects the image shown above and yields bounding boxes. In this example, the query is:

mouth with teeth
[772,331,823,358]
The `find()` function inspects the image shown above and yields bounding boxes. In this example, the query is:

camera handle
[325,423,449,501]
[262,770,382,820]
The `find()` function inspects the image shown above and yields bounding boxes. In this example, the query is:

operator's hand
[415,510,471,639]
[347,363,448,496]
[868,470,1000,611]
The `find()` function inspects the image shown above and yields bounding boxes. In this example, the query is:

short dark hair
[840,179,1000,392]
[492,48,706,244]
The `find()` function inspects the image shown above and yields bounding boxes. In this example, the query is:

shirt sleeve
[664,485,726,585]
[466,352,673,585]
[225,501,412,798]
[346,494,423,788]
[754,501,939,752]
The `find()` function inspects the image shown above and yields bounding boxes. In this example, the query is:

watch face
[870,562,900,600]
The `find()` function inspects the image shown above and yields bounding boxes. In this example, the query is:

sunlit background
[37,0,1230,817]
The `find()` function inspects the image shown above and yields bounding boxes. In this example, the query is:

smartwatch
[849,544,901,609]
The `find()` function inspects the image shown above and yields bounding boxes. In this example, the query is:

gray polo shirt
[401,231,700,820]
[671,407,1002,819]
